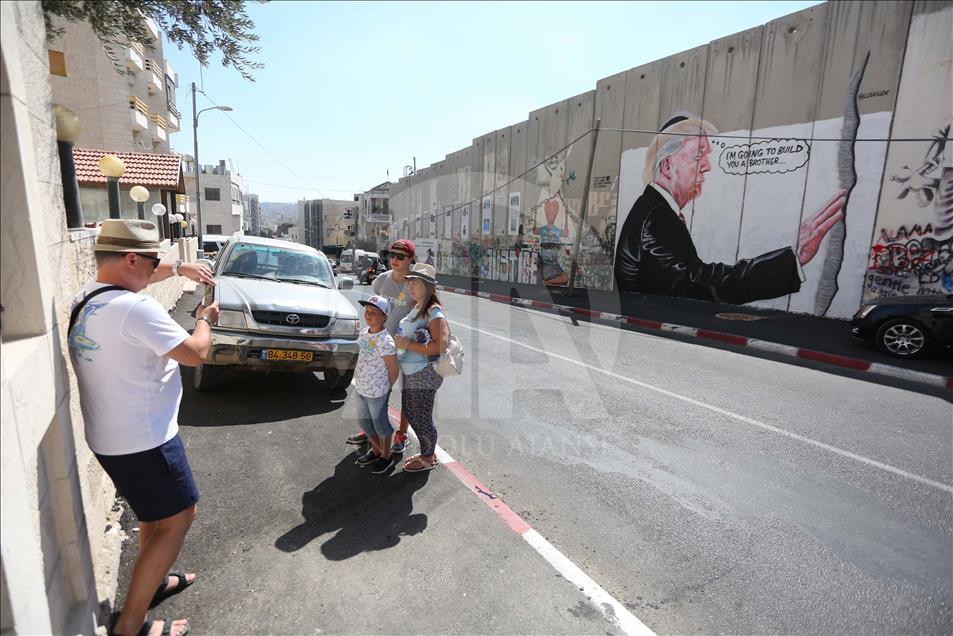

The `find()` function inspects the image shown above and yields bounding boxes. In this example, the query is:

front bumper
[205,329,358,372]
[850,317,874,341]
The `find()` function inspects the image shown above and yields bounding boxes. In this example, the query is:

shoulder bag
[434,318,464,378]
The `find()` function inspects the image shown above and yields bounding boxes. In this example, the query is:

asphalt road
[117,279,953,634]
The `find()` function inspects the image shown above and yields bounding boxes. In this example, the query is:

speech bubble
[718,138,811,176]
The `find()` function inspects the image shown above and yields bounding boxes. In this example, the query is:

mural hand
[797,190,846,265]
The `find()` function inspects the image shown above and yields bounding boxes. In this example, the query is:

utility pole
[192,82,204,257]
[567,118,601,294]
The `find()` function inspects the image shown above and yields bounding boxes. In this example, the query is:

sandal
[402,456,438,472]
[150,572,195,609]
[110,616,189,636]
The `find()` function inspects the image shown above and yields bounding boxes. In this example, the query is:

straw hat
[94,219,165,254]
[405,263,437,285]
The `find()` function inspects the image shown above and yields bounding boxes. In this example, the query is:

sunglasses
[134,253,162,270]
[390,253,409,261]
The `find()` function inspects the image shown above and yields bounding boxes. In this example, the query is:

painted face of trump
[659,135,712,208]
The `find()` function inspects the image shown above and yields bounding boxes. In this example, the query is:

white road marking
[523,529,655,636]
[397,420,655,635]
[449,318,953,495]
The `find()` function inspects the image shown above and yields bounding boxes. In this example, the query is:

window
[48,50,67,77]
[205,188,220,201]
[231,184,241,204]
[207,224,222,234]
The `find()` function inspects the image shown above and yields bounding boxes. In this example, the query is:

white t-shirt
[353,327,397,398]
[68,282,190,455]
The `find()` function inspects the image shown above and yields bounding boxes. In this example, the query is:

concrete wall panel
[589,72,628,291]
[790,0,913,316]
[736,3,830,311]
[865,0,952,302]
[617,61,662,244]
[691,26,763,268]
[492,126,512,246]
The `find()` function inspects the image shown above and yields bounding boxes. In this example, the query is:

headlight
[855,304,877,319]
[330,318,359,337]
[217,309,247,328]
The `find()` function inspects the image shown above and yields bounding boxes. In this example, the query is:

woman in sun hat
[392,263,448,472]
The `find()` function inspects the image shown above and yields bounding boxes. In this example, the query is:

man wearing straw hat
[68,220,218,636]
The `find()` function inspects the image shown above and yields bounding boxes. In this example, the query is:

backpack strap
[68,285,129,335]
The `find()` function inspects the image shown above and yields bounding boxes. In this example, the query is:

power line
[196,90,329,194]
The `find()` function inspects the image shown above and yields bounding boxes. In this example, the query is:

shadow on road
[178,369,347,427]
[274,453,430,559]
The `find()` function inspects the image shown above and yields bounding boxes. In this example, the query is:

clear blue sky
[164,1,821,203]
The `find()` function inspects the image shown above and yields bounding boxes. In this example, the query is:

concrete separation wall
[388,0,953,319]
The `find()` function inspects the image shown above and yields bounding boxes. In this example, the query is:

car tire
[324,367,354,390]
[875,318,929,358]
[193,363,223,391]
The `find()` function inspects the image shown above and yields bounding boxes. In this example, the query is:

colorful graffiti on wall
[866,120,953,298]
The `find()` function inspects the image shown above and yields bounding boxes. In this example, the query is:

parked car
[201,233,230,260]
[851,294,953,359]
[194,236,359,390]
[356,254,383,285]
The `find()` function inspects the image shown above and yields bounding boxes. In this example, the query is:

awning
[73,147,185,193]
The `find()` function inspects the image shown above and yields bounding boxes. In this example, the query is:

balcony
[165,59,178,87]
[150,114,167,142]
[129,96,149,131]
[127,41,144,72]
[144,59,163,94]
[166,106,180,131]
[144,17,160,42]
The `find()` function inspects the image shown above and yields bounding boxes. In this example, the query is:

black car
[851,294,953,358]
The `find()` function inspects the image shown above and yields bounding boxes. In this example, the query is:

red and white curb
[388,407,655,636]
[436,285,953,390]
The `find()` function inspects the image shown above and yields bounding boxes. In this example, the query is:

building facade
[244,192,261,235]
[355,181,393,251]
[48,14,179,154]
[297,198,356,253]
[183,157,245,236]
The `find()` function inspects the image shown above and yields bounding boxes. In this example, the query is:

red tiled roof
[73,148,185,193]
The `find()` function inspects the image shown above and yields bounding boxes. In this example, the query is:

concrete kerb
[435,285,953,390]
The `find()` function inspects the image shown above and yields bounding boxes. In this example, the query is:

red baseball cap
[390,239,416,258]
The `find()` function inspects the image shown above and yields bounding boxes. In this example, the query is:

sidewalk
[435,275,952,389]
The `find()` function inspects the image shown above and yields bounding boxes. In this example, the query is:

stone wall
[1,3,195,633]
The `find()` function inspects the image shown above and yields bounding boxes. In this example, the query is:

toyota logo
[285,313,301,325]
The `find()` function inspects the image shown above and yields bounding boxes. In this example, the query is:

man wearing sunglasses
[68,220,218,636]
[346,239,416,453]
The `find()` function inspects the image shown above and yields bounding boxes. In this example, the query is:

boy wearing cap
[353,295,401,473]
[346,239,416,452]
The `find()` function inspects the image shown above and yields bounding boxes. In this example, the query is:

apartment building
[244,192,261,235]
[355,181,393,251]
[298,198,356,252]
[183,157,245,236]
[48,16,179,154]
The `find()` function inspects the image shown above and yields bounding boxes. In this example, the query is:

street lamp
[152,202,167,240]
[192,81,232,258]
[53,105,83,228]
[129,185,149,220]
[99,154,125,219]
